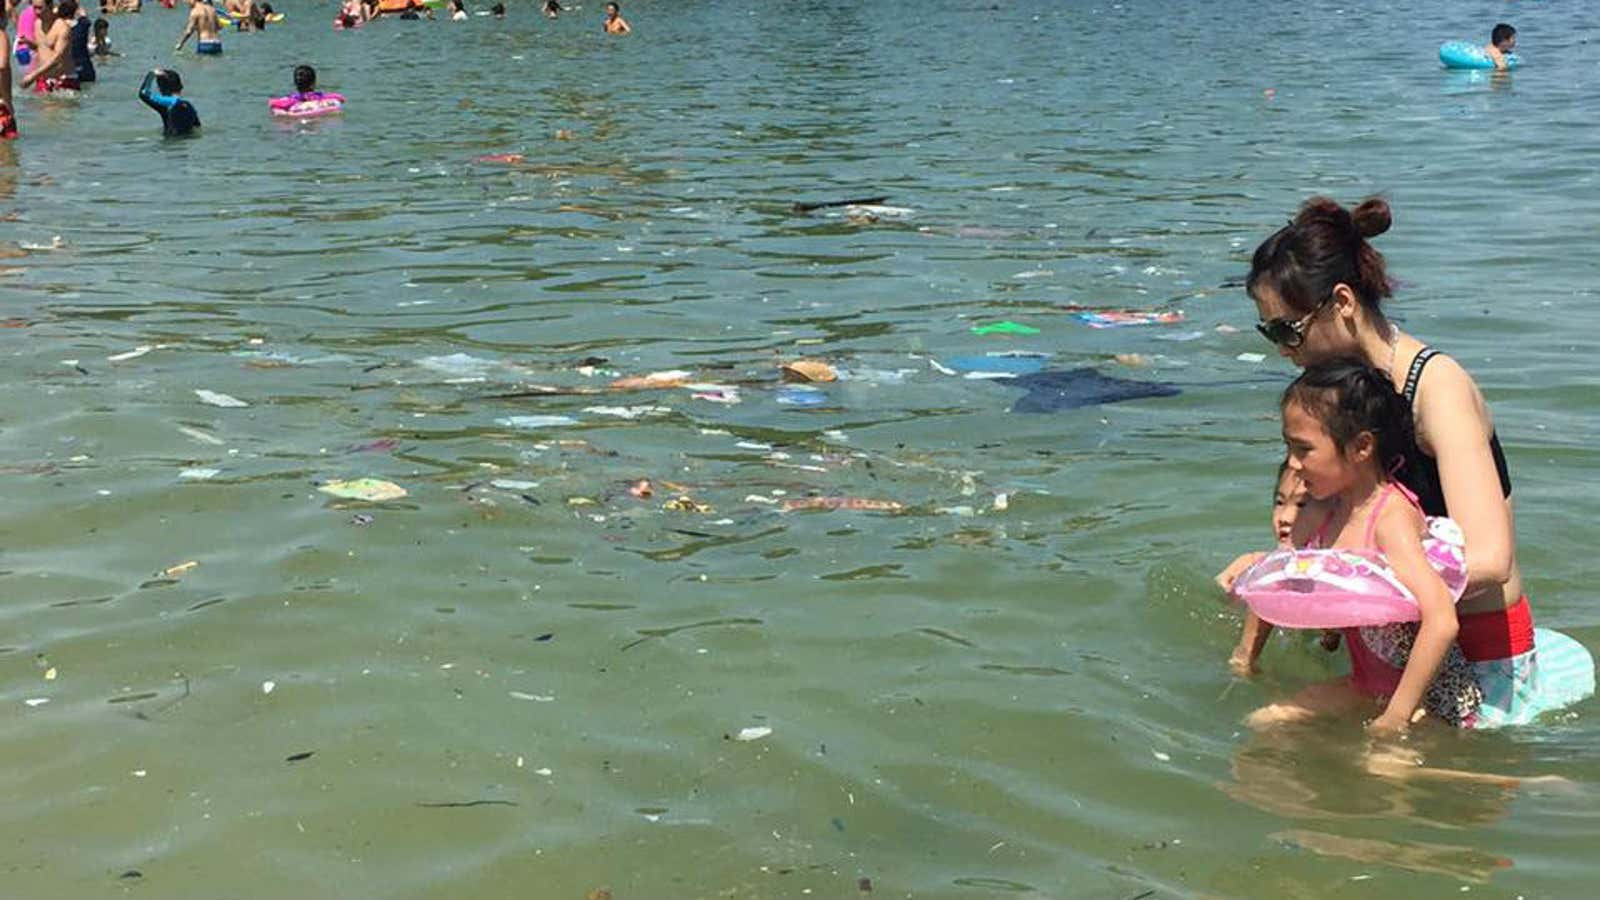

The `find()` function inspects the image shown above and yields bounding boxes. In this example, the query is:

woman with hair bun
[1230,195,1573,733]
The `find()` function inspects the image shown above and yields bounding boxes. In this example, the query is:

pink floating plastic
[1230,517,1468,629]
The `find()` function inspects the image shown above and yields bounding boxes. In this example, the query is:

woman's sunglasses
[1256,297,1332,348]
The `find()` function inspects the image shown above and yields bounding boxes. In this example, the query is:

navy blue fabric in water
[1001,368,1180,413]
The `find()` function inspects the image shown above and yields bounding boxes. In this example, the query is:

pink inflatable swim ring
[1230,517,1468,629]
[269,91,346,118]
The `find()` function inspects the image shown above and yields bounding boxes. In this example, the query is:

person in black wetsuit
[138,68,199,136]
[66,0,94,83]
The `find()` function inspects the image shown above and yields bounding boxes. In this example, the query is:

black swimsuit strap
[1402,346,1438,404]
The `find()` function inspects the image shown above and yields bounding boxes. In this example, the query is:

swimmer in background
[268,63,340,109]
[397,0,420,19]
[542,0,559,17]
[1220,461,1339,677]
[16,0,52,72]
[175,0,221,54]
[1485,23,1516,71]
[138,67,198,135]
[224,0,252,31]
[335,0,363,27]
[21,0,90,92]
[490,2,502,17]
[0,16,14,139]
[602,1,628,33]
[447,0,465,20]
[89,17,118,56]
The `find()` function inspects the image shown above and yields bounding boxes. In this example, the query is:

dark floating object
[999,368,1181,413]
[792,195,889,214]
[119,870,143,880]
[416,799,519,808]
[286,751,315,763]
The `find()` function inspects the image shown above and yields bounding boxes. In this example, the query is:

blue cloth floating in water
[1001,368,1180,413]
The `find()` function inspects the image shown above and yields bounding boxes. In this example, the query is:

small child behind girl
[1243,360,1477,734]
[1220,463,1338,677]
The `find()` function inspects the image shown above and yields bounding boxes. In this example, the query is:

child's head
[93,16,108,34]
[491,2,503,14]
[56,0,78,18]
[605,2,618,14]
[1280,359,1413,500]
[1272,460,1307,544]
[1492,23,1516,51]
[293,65,316,93]
[156,68,183,94]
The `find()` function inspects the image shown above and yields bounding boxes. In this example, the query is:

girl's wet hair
[1282,359,1414,474]
[294,64,316,93]
[1247,196,1394,317]
[156,69,183,94]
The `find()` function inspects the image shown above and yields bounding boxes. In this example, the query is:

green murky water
[2,1,1598,897]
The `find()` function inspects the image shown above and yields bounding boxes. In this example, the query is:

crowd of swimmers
[0,0,635,140]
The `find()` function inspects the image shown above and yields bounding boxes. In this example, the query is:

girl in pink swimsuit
[1245,360,1477,733]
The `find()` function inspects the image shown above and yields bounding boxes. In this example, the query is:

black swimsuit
[1394,347,1513,517]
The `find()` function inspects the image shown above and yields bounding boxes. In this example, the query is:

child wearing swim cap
[1242,360,1478,734]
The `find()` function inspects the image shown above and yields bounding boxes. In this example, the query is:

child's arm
[1215,550,1264,593]
[1230,610,1272,676]
[1370,506,1460,733]
[1218,549,1269,674]
[175,14,195,50]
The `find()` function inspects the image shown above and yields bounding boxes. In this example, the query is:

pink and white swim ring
[1230,517,1469,629]
[269,92,346,118]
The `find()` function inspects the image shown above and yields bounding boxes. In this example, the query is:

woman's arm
[1369,508,1460,733]
[1415,356,1515,589]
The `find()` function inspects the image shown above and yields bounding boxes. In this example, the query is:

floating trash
[780,359,838,383]
[782,497,903,512]
[496,415,578,430]
[194,389,249,408]
[776,387,828,407]
[1073,310,1185,329]
[971,321,1040,336]
[319,478,408,502]
[999,368,1181,413]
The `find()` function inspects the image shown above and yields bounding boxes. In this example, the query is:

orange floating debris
[780,359,837,383]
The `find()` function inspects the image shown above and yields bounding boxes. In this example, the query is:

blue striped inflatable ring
[1440,40,1519,70]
